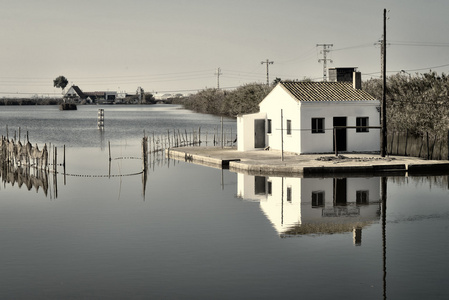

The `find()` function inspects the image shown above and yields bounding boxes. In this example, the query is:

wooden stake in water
[54,146,57,173]
[108,141,111,161]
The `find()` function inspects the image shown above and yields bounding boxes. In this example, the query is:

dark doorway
[254,176,266,195]
[254,119,265,148]
[333,178,347,206]
[333,117,347,152]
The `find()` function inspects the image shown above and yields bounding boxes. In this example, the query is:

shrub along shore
[0,98,60,105]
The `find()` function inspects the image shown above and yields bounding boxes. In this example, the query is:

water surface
[0,105,448,299]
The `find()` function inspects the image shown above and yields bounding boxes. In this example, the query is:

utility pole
[261,59,274,85]
[381,8,388,157]
[215,67,222,89]
[316,44,333,81]
[137,86,144,104]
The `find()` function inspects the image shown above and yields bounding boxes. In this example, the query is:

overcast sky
[1,0,449,97]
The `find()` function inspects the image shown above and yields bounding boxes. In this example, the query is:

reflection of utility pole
[316,44,333,81]
[261,59,274,85]
[215,67,222,89]
[381,8,388,157]
[381,176,388,300]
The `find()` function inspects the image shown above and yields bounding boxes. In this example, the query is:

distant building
[65,85,85,99]
[64,85,117,103]
[237,70,380,154]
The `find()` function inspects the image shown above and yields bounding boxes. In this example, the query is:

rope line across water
[59,170,144,178]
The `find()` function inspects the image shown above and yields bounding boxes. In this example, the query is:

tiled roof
[72,86,85,98]
[280,81,377,102]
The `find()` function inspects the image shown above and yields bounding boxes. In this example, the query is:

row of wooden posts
[135,127,237,156]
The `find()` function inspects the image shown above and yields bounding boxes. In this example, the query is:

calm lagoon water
[1,105,449,299]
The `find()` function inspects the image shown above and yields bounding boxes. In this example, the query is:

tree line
[173,83,273,118]
[363,71,449,136]
[177,72,449,137]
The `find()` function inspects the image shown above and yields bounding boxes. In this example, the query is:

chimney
[353,71,362,90]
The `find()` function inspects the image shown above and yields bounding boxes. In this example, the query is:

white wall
[236,173,267,201]
[300,100,380,153]
[259,177,302,234]
[237,112,266,151]
[259,86,301,152]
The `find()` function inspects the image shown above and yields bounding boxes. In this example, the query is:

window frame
[267,119,272,134]
[312,191,325,207]
[356,190,369,205]
[286,186,292,202]
[356,117,369,133]
[311,118,325,134]
[286,120,292,135]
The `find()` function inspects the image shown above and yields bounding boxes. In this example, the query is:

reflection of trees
[284,221,372,236]
[389,175,449,190]
[1,163,49,196]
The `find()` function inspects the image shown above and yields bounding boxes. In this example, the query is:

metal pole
[334,127,338,156]
[221,117,224,148]
[281,109,284,161]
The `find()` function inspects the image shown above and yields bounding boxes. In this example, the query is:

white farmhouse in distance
[237,69,380,154]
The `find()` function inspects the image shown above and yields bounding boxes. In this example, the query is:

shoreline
[167,146,449,177]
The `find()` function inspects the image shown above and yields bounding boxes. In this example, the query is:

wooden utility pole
[381,9,388,157]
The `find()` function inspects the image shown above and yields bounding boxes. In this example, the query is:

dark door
[333,117,347,152]
[333,178,347,206]
[254,176,267,195]
[254,119,265,148]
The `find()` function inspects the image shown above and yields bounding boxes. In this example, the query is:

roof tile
[280,81,376,102]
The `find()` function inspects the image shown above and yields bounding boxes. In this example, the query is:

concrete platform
[167,146,449,177]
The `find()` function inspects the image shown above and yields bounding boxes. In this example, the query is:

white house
[237,72,380,154]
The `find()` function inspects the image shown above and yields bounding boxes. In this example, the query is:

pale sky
[1,0,449,97]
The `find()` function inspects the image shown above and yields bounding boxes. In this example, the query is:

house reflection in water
[237,174,382,245]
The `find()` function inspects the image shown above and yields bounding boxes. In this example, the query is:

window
[267,181,272,195]
[287,186,292,202]
[312,118,325,134]
[286,120,292,135]
[356,117,369,132]
[356,191,369,204]
[312,191,325,207]
[267,119,272,134]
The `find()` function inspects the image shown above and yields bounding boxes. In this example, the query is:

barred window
[312,191,325,207]
[356,117,369,132]
[312,118,325,134]
[286,120,292,135]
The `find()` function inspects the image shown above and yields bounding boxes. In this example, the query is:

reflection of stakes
[0,164,50,196]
